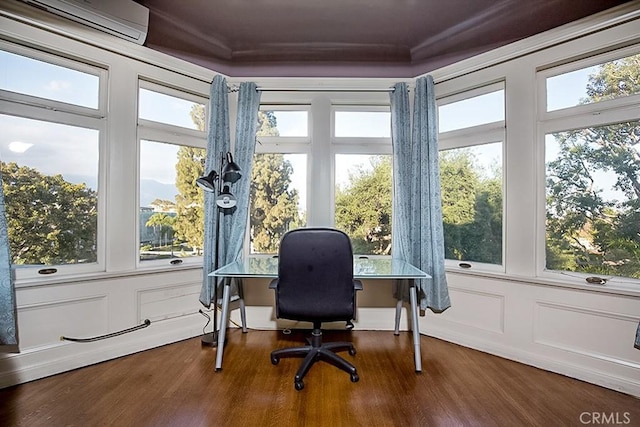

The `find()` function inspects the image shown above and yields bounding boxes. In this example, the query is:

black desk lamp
[196,151,241,346]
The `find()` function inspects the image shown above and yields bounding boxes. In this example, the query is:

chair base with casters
[270,321,359,391]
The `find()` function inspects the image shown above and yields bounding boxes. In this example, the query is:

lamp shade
[216,185,237,208]
[221,152,241,183]
[196,170,218,192]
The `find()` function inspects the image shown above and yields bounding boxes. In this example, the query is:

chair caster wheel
[349,347,356,356]
[294,380,304,391]
[350,373,359,383]
[271,355,279,365]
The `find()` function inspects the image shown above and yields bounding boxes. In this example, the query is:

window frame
[248,104,312,256]
[437,81,506,273]
[332,105,392,144]
[0,41,108,280]
[330,105,392,255]
[256,105,311,143]
[136,79,209,269]
[0,41,107,117]
[536,46,640,285]
[538,44,640,119]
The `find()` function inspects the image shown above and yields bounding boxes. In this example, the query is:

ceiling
[134,0,632,78]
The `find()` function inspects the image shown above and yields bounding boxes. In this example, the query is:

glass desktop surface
[210,257,429,279]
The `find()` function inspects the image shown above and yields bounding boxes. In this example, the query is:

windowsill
[14,263,202,289]
[445,266,640,298]
[14,258,639,299]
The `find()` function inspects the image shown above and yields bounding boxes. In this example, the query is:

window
[250,108,309,254]
[139,88,205,130]
[439,87,504,133]
[335,110,391,138]
[248,102,392,256]
[0,49,100,109]
[137,81,207,264]
[545,52,640,112]
[0,46,105,278]
[541,49,640,282]
[333,106,392,255]
[1,115,100,267]
[438,83,505,268]
[257,109,308,138]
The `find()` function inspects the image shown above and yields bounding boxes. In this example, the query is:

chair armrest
[269,279,278,289]
[353,280,363,291]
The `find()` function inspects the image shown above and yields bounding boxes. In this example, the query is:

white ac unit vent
[20,0,149,45]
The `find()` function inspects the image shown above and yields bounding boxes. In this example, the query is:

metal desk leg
[394,299,402,336]
[215,278,231,371]
[409,283,422,372]
[238,280,247,333]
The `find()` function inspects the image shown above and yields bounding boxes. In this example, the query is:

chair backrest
[275,227,356,322]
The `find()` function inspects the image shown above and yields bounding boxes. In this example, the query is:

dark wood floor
[1,329,638,426]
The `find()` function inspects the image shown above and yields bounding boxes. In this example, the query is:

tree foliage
[173,146,206,253]
[546,54,640,278]
[250,153,303,253]
[2,162,97,265]
[249,111,305,253]
[440,150,503,263]
[170,104,207,254]
[145,212,175,247]
[335,156,392,255]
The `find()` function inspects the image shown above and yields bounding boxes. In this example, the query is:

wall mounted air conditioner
[19,0,149,45]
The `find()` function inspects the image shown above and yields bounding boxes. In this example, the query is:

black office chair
[269,227,363,390]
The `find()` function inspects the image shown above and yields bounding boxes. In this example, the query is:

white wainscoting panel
[138,281,202,323]
[535,301,640,369]
[18,295,108,350]
[440,286,505,335]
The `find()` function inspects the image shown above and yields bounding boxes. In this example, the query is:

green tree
[250,153,302,253]
[546,54,640,278]
[2,162,97,265]
[257,110,279,137]
[173,146,206,253]
[335,156,392,255]
[439,150,502,263]
[249,111,305,253]
[172,104,207,254]
[145,212,175,247]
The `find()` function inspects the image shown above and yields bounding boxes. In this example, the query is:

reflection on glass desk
[209,257,429,372]
[211,257,429,279]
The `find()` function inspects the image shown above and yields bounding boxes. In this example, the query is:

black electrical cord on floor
[199,309,211,335]
[60,319,151,343]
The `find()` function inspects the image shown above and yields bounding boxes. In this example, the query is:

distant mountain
[140,179,178,207]
[64,175,178,207]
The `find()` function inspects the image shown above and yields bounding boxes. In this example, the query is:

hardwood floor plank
[1,329,638,426]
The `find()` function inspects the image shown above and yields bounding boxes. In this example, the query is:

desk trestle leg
[409,284,422,372]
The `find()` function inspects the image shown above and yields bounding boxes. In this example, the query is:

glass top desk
[210,257,429,372]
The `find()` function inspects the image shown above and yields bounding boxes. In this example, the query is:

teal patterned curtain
[0,169,18,347]
[200,75,231,308]
[390,77,451,313]
[199,79,260,308]
[224,82,260,265]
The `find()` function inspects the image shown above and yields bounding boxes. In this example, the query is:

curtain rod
[227,85,403,93]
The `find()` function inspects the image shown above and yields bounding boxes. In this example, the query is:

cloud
[8,141,33,153]
[45,80,72,92]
